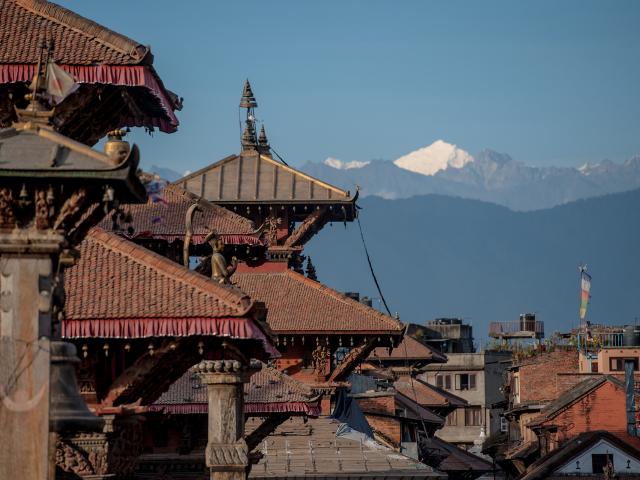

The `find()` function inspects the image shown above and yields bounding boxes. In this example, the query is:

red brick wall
[364,413,401,445]
[518,349,579,402]
[542,380,626,444]
[355,395,395,416]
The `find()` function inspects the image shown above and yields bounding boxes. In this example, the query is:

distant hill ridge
[300,140,640,211]
[305,188,640,341]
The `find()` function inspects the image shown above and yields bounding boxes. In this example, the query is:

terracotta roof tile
[101,184,261,245]
[234,270,404,334]
[65,227,252,321]
[370,335,447,362]
[0,0,148,65]
[153,362,320,415]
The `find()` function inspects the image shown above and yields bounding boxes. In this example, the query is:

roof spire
[240,79,258,152]
[257,124,271,154]
[239,79,258,109]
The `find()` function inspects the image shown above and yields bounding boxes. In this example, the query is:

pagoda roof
[233,270,404,335]
[101,184,264,246]
[152,362,320,416]
[176,152,356,212]
[1,0,148,65]
[62,228,277,356]
[0,0,179,141]
[369,335,448,363]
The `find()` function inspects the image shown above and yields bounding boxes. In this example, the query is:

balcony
[489,320,544,339]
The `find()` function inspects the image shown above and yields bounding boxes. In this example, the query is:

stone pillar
[0,230,64,480]
[194,359,254,480]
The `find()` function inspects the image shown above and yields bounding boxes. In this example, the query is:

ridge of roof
[529,375,623,426]
[235,269,403,333]
[394,377,467,408]
[370,335,448,362]
[86,227,252,315]
[12,0,147,63]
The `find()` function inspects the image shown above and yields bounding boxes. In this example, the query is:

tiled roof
[370,335,448,362]
[394,377,467,408]
[65,228,252,320]
[423,436,492,473]
[0,0,148,65]
[528,375,623,426]
[101,184,261,245]
[234,270,404,334]
[152,362,320,416]
[249,416,445,478]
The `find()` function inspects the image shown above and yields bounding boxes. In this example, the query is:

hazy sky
[58,0,640,172]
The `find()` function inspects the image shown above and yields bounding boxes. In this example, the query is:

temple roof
[249,416,445,478]
[393,377,467,409]
[369,335,448,363]
[62,228,277,355]
[0,122,146,202]
[1,0,148,65]
[234,270,404,334]
[152,362,320,416]
[176,153,356,212]
[101,184,263,246]
[0,0,179,141]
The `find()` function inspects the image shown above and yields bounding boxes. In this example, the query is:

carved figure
[263,215,282,246]
[312,344,329,375]
[0,188,15,228]
[35,189,49,229]
[206,233,237,284]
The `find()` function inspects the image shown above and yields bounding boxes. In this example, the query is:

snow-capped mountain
[393,140,474,176]
[301,141,640,211]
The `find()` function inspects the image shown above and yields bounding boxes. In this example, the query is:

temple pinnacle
[239,79,258,109]
[257,124,270,154]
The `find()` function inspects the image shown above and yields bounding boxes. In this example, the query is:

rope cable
[356,216,392,317]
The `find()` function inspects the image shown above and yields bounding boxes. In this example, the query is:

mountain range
[305,189,640,343]
[300,141,640,211]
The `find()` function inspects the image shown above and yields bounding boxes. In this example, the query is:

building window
[464,407,482,426]
[591,361,599,373]
[500,416,508,433]
[610,357,639,372]
[446,411,457,426]
[592,454,614,474]
[436,374,452,390]
[455,373,477,390]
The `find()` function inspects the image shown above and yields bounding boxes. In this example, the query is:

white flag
[46,62,78,104]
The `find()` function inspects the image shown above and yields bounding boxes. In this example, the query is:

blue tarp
[331,388,373,438]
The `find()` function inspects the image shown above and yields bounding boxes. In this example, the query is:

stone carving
[206,441,248,467]
[55,416,143,478]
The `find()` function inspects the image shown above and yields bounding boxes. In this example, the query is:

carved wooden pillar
[193,359,255,480]
[0,230,63,480]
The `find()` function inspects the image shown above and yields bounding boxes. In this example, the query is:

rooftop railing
[489,320,544,337]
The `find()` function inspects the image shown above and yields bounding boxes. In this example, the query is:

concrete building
[410,318,475,354]
[420,351,512,448]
